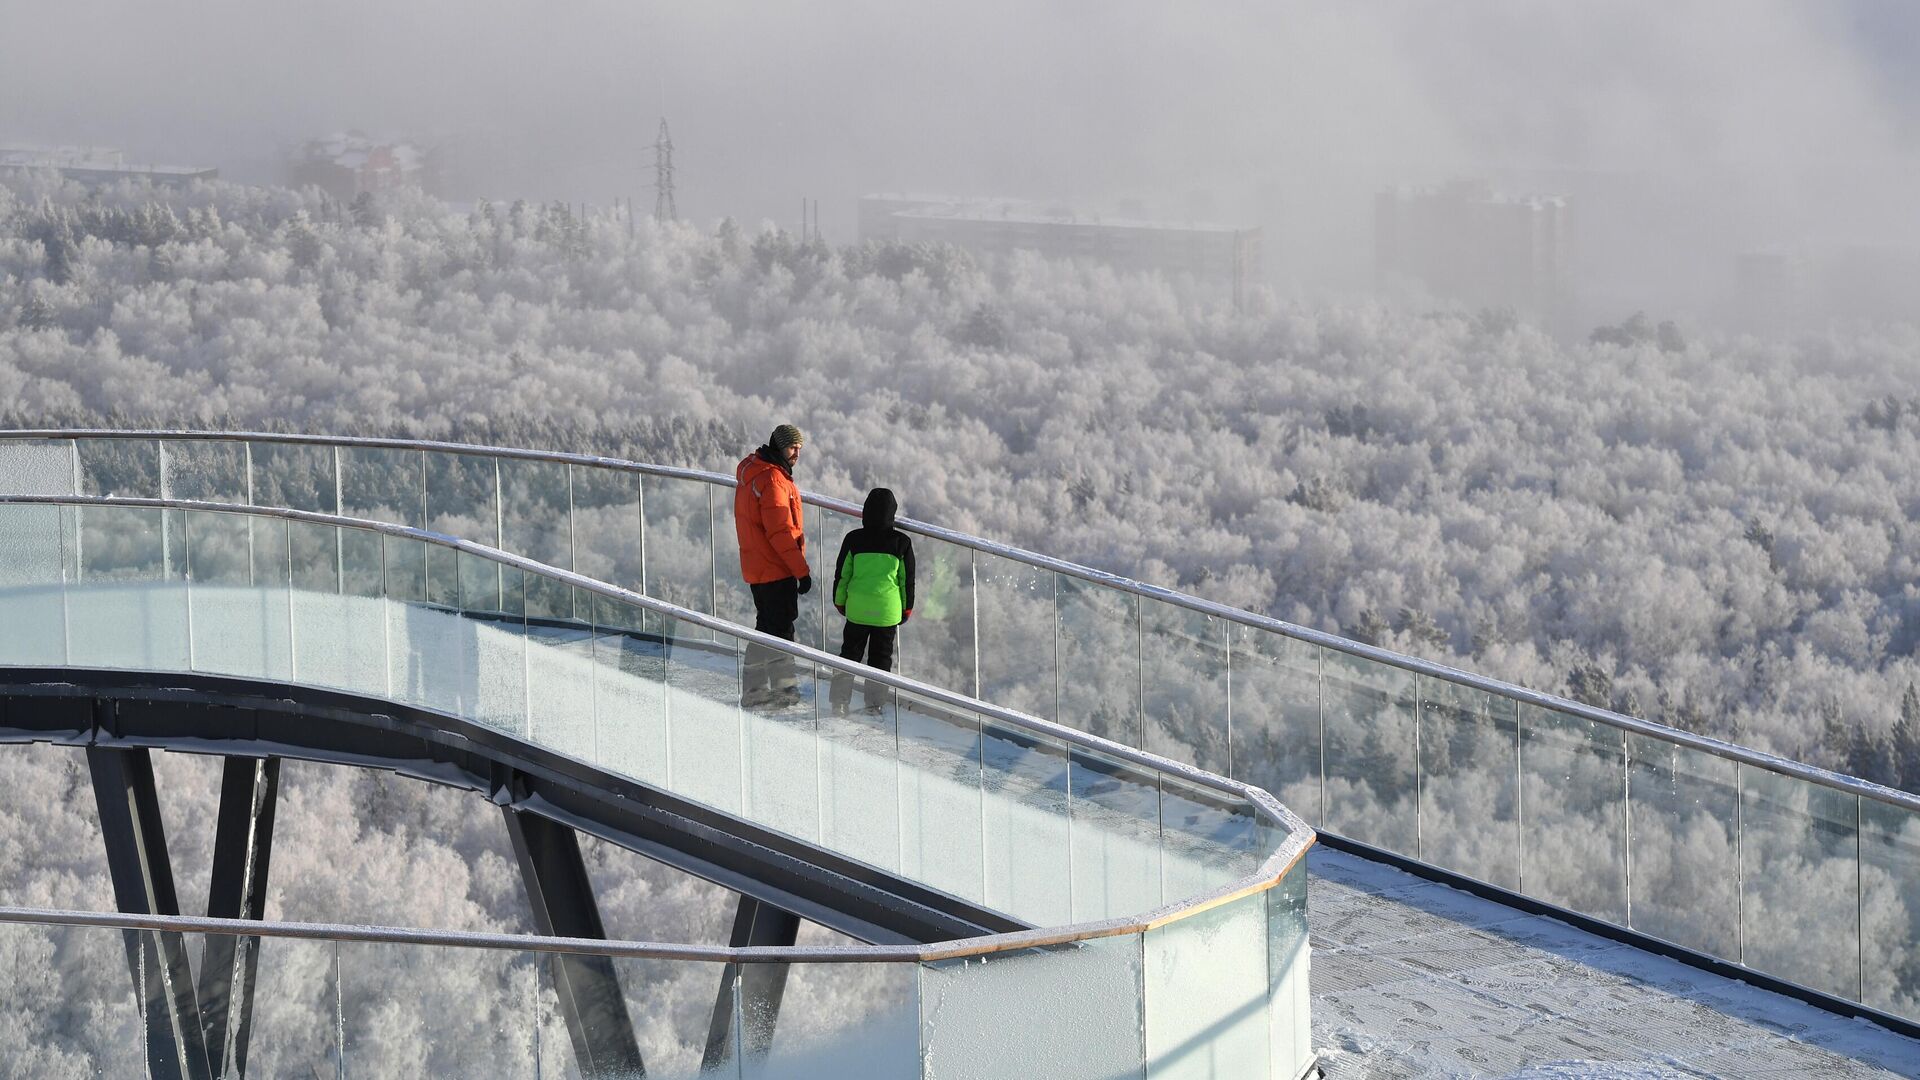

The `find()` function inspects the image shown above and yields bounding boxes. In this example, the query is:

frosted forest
[2,173,1920,1068]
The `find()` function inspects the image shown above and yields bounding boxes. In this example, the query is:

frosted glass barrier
[643,476,715,617]
[919,933,1146,1080]
[1861,798,1920,1022]
[744,962,918,1080]
[186,511,292,682]
[897,689,986,901]
[71,505,190,670]
[1740,767,1861,1000]
[591,595,670,786]
[896,536,976,697]
[1229,626,1324,828]
[664,614,745,814]
[288,522,382,701]
[981,720,1073,926]
[0,922,150,1076]
[1057,573,1141,747]
[1267,863,1312,1079]
[0,503,69,665]
[571,465,642,600]
[525,600,599,761]
[1071,746,1163,923]
[1627,735,1739,961]
[1145,891,1271,1079]
[974,554,1056,720]
[1320,651,1416,855]
[340,942,540,1077]
[0,437,76,495]
[742,660,823,843]
[611,954,739,1078]
[499,457,574,619]
[1520,705,1627,922]
[425,452,501,611]
[76,436,159,497]
[247,441,336,513]
[162,437,249,503]
[1160,774,1261,901]
[818,677,901,872]
[1141,599,1229,776]
[1418,679,1519,890]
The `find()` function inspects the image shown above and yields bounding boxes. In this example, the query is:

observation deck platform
[1311,847,1920,1078]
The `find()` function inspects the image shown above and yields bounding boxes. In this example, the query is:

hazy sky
[4,1,1916,306]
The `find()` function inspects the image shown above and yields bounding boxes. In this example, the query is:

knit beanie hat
[770,424,806,451]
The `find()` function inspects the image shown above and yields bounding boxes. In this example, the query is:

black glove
[796,575,813,595]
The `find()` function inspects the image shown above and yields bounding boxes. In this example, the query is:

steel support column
[199,756,279,1079]
[700,895,802,1071]
[87,740,213,1080]
[502,807,645,1077]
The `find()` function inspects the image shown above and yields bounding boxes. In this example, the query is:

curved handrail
[0,492,1312,965]
[0,427,1907,814]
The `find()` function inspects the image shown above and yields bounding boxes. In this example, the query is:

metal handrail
[5,427,1911,814]
[0,492,1313,964]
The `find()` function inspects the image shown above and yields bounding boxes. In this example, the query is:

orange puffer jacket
[734,450,809,584]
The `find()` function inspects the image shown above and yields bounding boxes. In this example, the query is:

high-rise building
[0,145,217,187]
[1375,180,1569,319]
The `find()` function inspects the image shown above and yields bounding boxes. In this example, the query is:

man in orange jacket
[734,424,812,707]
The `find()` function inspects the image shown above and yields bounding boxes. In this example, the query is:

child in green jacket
[829,488,916,714]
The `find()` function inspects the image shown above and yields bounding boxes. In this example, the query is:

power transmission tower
[652,118,677,221]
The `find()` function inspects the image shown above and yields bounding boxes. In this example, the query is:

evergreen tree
[17,293,55,332]
[1893,684,1920,791]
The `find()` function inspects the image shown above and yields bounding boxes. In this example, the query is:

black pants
[830,622,897,711]
[744,578,801,696]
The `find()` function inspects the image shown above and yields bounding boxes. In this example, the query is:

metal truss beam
[86,737,213,1080]
[198,756,279,1079]
[503,807,645,1078]
[700,895,802,1071]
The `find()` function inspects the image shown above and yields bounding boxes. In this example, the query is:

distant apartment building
[1734,245,1920,332]
[290,132,431,201]
[858,194,1262,303]
[1375,180,1569,320]
[0,145,217,187]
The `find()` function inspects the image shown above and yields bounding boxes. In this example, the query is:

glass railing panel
[819,671,901,873]
[1268,861,1312,1079]
[1228,626,1324,828]
[571,464,642,597]
[664,615,745,814]
[287,521,384,702]
[338,446,425,527]
[338,941,540,1076]
[246,440,337,513]
[0,502,70,665]
[159,437,246,502]
[1740,765,1861,1000]
[896,535,976,698]
[525,595,599,762]
[235,935,344,1075]
[1861,796,1920,1023]
[76,436,159,497]
[424,451,502,611]
[186,510,292,682]
[0,921,151,1075]
[643,475,716,617]
[590,594,670,787]
[1417,678,1519,890]
[70,505,189,669]
[743,960,919,1079]
[1320,650,1416,855]
[500,458,576,620]
[898,689,986,902]
[1159,774,1261,900]
[974,554,1057,721]
[1145,890,1270,1079]
[981,719,1073,926]
[1057,574,1142,747]
[814,504,857,660]
[1141,600,1229,774]
[386,534,467,717]
[1070,745,1163,923]
[918,934,1146,1080]
[1626,735,1739,961]
[602,954,735,1078]
[0,436,76,494]
[743,660,823,844]
[1520,704,1627,922]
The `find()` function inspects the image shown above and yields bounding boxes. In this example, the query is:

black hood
[755,443,792,477]
[861,487,897,531]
